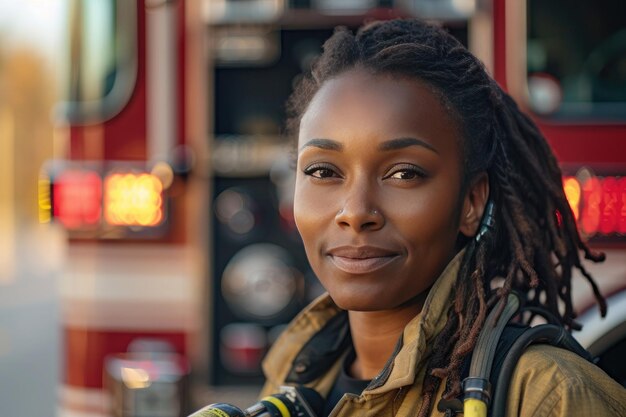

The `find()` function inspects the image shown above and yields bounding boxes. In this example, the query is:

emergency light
[39,161,170,237]
[104,173,164,227]
[563,174,626,237]
[49,169,102,230]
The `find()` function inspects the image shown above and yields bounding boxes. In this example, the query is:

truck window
[61,0,137,124]
[526,0,626,120]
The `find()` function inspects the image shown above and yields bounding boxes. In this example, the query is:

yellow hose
[464,398,487,417]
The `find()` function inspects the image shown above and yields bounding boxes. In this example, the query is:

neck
[347,300,425,380]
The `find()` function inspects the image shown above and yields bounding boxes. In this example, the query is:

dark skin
[294,69,489,379]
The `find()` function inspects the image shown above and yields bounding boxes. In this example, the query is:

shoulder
[506,344,626,417]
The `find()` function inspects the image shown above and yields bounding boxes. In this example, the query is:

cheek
[293,179,329,243]
[384,186,461,243]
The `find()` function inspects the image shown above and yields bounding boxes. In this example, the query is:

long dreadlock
[285,19,606,416]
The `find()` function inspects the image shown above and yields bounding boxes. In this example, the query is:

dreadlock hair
[285,18,607,416]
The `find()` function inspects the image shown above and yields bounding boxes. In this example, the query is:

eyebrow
[299,138,343,152]
[378,137,439,154]
[298,136,438,154]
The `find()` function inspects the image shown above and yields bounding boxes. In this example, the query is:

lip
[326,246,400,275]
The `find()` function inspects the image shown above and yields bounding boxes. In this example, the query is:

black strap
[437,323,529,415]
[481,323,529,391]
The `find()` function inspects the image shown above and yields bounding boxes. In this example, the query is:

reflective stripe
[262,396,291,417]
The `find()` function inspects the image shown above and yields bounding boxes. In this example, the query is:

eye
[384,164,428,181]
[303,163,341,179]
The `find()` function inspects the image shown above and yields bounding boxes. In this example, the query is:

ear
[459,172,490,238]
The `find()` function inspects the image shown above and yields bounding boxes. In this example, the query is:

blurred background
[0,0,624,416]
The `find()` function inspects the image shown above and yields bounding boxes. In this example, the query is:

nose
[334,186,384,232]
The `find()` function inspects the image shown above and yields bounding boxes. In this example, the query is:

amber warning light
[39,162,169,236]
[104,173,164,227]
[563,175,626,238]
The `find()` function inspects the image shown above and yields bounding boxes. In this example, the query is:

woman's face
[294,70,483,312]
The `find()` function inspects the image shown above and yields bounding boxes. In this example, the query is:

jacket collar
[367,249,464,394]
[262,249,465,393]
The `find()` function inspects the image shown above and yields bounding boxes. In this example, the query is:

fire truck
[42,0,625,415]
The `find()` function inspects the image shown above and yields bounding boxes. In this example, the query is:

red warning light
[53,170,102,229]
[599,177,618,235]
[564,175,626,238]
[603,176,626,235]
[620,178,626,235]
[581,176,602,236]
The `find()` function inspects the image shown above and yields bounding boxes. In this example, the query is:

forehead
[298,70,463,155]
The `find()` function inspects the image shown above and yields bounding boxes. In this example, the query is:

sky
[0,0,66,59]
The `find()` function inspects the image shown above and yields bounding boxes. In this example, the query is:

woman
[260,19,626,416]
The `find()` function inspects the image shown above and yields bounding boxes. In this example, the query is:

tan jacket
[261,252,626,416]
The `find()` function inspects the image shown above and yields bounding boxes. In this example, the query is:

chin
[329,293,391,312]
